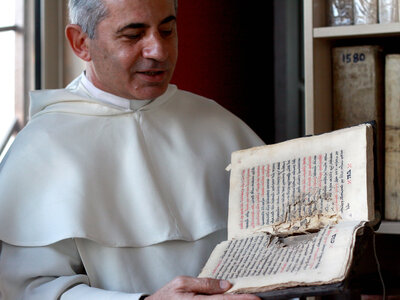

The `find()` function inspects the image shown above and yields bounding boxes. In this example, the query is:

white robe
[0,74,264,299]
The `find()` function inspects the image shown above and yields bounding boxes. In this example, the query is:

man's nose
[142,33,168,61]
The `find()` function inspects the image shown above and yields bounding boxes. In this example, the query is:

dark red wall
[171,1,275,144]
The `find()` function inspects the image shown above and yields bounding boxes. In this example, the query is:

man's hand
[145,276,261,299]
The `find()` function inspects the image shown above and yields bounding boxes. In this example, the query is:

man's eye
[122,30,143,40]
[124,34,141,40]
[160,29,173,38]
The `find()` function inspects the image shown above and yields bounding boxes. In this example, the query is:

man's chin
[129,84,169,100]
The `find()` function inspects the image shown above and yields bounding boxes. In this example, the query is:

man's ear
[65,24,91,62]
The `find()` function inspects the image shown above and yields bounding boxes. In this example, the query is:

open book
[199,123,376,294]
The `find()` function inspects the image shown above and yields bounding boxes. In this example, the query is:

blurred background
[0,0,305,160]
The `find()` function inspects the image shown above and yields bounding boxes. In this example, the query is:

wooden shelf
[304,0,400,233]
[376,220,400,235]
[314,23,400,39]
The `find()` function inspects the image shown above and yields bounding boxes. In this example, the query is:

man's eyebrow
[117,23,146,33]
[117,15,176,33]
[160,15,176,25]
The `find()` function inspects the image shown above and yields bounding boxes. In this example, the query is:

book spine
[378,0,399,23]
[327,0,354,26]
[332,45,384,217]
[354,0,378,24]
[385,54,400,220]
[332,45,383,130]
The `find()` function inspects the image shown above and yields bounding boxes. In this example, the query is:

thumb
[174,277,232,294]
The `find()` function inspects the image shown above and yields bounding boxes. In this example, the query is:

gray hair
[68,0,108,39]
[68,0,178,39]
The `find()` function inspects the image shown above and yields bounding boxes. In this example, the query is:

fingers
[202,294,261,300]
[171,276,232,294]
[195,291,261,300]
[146,276,262,300]
[170,277,261,299]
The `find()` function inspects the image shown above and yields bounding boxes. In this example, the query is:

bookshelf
[314,22,400,38]
[303,0,400,234]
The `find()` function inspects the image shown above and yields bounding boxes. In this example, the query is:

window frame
[0,0,35,158]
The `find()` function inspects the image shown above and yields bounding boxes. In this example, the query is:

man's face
[85,0,178,100]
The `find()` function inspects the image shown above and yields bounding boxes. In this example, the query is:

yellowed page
[227,124,374,240]
[199,221,363,294]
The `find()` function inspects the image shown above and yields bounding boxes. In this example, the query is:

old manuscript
[199,124,375,294]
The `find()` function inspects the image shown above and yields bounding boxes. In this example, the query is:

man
[0,0,264,299]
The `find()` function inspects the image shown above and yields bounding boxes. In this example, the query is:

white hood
[0,76,264,247]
